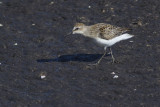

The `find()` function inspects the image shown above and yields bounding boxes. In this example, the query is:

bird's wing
[98,24,130,40]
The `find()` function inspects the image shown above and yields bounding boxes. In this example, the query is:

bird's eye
[74,28,79,31]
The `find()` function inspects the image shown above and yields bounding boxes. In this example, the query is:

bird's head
[72,23,87,35]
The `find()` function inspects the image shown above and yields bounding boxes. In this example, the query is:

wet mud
[0,0,160,106]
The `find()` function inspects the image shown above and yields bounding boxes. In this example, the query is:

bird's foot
[85,63,99,69]
[111,60,120,64]
[87,63,99,66]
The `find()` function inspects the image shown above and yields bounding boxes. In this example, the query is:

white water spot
[88,6,91,8]
[0,63,1,65]
[113,75,118,79]
[14,43,18,46]
[32,23,35,26]
[0,2,2,4]
[134,89,137,91]
[111,72,115,75]
[0,23,3,27]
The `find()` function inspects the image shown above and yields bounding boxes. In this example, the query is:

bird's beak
[65,32,72,37]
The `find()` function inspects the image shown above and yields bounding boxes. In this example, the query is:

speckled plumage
[73,23,130,39]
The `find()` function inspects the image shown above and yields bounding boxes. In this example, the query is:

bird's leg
[87,47,107,66]
[96,47,107,65]
[109,47,115,63]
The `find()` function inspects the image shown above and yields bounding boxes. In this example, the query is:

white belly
[95,33,134,47]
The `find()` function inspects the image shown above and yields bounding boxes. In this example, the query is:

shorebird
[71,23,134,65]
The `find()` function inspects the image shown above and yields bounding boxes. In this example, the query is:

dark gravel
[0,0,160,106]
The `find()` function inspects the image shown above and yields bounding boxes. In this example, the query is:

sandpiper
[71,23,134,65]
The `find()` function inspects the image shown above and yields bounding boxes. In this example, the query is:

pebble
[110,8,114,12]
[88,6,91,8]
[14,43,18,46]
[41,75,46,79]
[146,44,151,47]
[40,72,47,79]
[111,72,115,75]
[129,41,134,42]
[0,2,2,4]
[113,75,118,79]
[0,63,1,65]
[102,9,105,13]
[50,1,54,5]
[0,23,3,27]
[32,23,35,26]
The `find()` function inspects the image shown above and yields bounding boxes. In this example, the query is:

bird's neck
[82,26,93,38]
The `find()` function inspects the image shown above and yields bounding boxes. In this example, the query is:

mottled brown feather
[90,23,130,40]
[74,23,85,27]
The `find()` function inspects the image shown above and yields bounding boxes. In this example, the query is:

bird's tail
[119,33,134,40]
[109,33,134,46]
